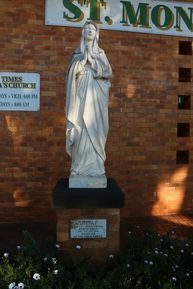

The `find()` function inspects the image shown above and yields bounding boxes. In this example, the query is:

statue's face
[84,24,96,41]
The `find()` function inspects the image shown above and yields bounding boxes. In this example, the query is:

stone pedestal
[69,175,107,188]
[52,178,124,262]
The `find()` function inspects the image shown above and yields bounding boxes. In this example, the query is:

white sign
[45,0,193,38]
[70,219,107,238]
[0,72,40,111]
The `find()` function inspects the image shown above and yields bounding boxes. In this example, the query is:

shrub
[0,230,193,289]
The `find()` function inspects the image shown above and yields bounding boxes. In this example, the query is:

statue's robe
[66,48,112,176]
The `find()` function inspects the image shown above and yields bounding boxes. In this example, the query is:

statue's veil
[77,21,101,55]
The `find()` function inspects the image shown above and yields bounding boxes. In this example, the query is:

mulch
[1,214,193,253]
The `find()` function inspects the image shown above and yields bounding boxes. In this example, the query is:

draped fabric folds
[66,49,112,176]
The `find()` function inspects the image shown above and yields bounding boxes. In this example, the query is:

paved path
[121,214,193,249]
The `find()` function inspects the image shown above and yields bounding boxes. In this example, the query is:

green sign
[45,0,193,37]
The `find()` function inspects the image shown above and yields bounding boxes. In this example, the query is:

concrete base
[52,178,125,208]
[69,175,107,188]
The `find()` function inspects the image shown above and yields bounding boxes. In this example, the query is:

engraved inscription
[70,219,107,239]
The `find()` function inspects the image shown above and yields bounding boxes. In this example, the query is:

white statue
[66,21,112,188]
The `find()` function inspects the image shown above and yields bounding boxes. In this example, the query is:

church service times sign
[45,0,193,38]
[0,73,40,112]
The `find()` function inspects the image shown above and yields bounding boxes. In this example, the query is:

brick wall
[1,0,193,222]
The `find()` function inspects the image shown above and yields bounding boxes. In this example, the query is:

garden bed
[1,229,193,289]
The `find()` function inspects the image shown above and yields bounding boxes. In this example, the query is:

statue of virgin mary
[66,21,112,188]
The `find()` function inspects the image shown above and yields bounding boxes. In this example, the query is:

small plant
[0,229,193,288]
